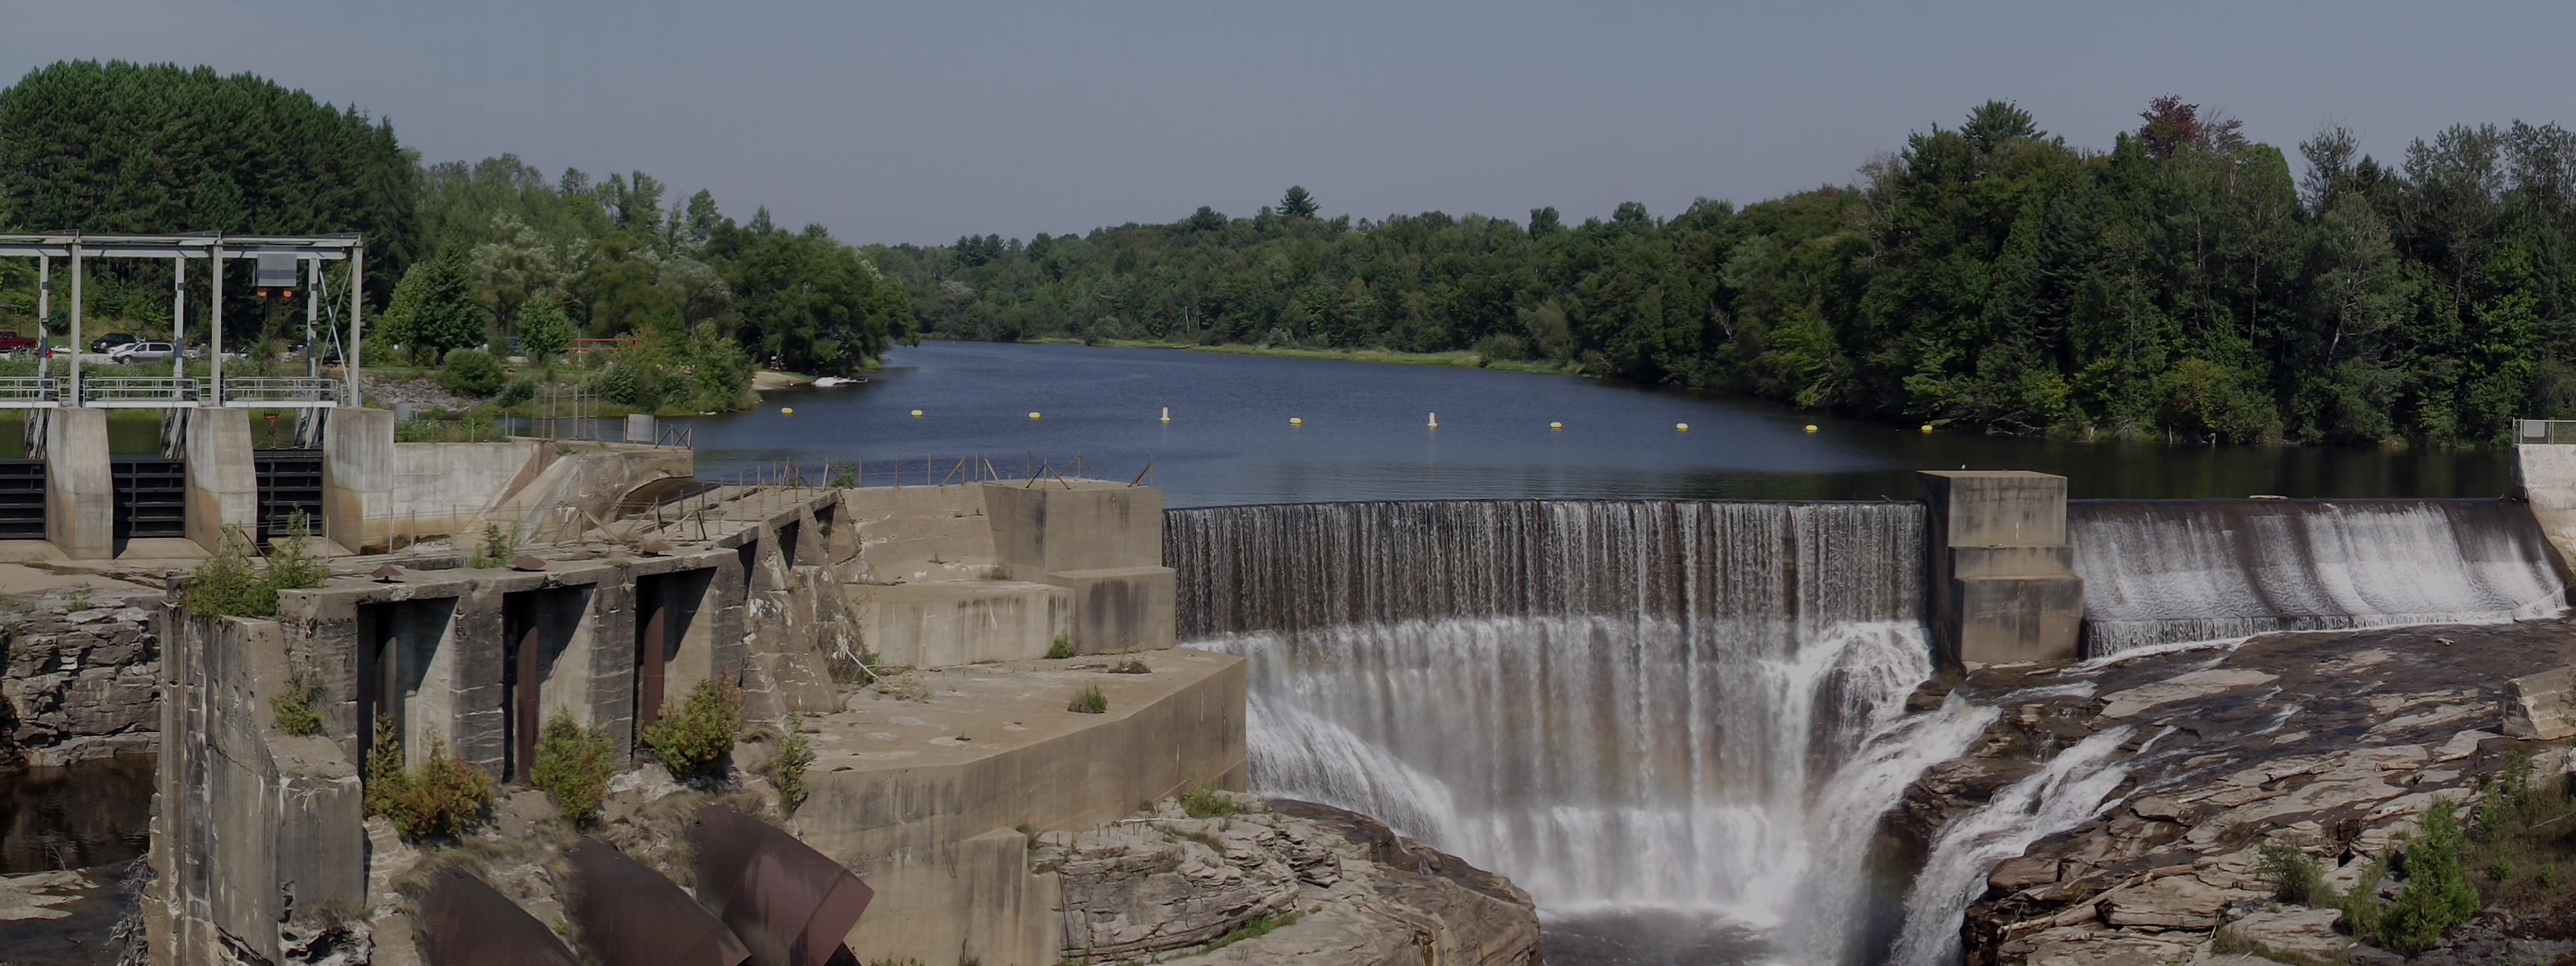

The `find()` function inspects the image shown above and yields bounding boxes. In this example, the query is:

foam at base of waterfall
[2071,500,2568,656]
[1205,615,1938,938]
[1886,726,2139,966]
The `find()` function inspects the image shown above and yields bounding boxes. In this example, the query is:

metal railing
[2517,419,2576,444]
[220,377,341,407]
[0,377,61,408]
[80,377,200,407]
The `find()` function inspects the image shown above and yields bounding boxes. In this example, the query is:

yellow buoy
[910,409,924,418]
[1804,424,1818,433]
[781,407,795,416]
[1549,421,1564,431]
[1289,417,1304,427]
[1920,424,1933,434]
[1676,422,1689,432]
[1028,412,1043,421]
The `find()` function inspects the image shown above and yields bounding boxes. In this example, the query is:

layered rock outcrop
[0,586,160,769]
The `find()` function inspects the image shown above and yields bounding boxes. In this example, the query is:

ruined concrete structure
[1919,470,2085,665]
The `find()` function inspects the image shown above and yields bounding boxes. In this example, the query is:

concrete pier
[1919,470,2085,665]
[43,408,112,558]
[183,410,257,548]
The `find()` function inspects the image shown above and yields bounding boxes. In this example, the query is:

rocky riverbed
[1889,619,2576,965]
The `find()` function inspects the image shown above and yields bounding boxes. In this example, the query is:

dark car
[90,333,136,354]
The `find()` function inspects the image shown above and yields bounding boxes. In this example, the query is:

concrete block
[1953,574,2087,665]
[982,482,1163,578]
[858,580,1071,667]
[1920,471,2071,546]
[1047,565,1177,654]
[842,486,996,583]
[44,408,113,559]
[184,409,258,551]
[1947,545,2074,580]
[2503,665,2576,741]
[323,408,394,551]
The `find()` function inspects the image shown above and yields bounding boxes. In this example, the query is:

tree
[1279,185,1319,219]
[1187,205,1227,231]
[384,256,489,361]
[516,292,574,365]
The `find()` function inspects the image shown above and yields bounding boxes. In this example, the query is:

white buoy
[1028,412,1043,421]
[1160,406,1171,423]
[1289,417,1304,427]
[781,407,795,417]
[1676,422,1689,432]
[1427,412,1439,428]
[1549,421,1564,431]
[1920,424,1934,434]
[1804,424,1818,433]
[910,409,924,418]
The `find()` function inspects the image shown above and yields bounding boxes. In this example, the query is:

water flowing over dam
[1171,500,1984,960]
[2069,499,2568,655]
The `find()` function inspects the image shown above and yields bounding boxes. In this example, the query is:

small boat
[813,375,866,388]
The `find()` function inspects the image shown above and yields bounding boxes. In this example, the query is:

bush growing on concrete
[641,679,744,779]
[270,663,324,737]
[1046,634,1075,659]
[765,714,815,811]
[469,524,518,569]
[1068,685,1108,714]
[186,516,332,619]
[363,715,495,841]
[439,348,506,397]
[530,712,616,826]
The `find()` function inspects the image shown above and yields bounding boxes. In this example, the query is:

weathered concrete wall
[983,482,1163,578]
[392,440,545,540]
[840,486,997,583]
[1920,471,2084,665]
[44,408,112,560]
[484,445,694,544]
[325,408,677,551]
[740,504,855,718]
[2503,664,2575,740]
[1048,566,1176,654]
[2514,443,2576,586]
[0,587,159,767]
[858,581,1073,667]
[182,410,257,551]
[322,408,394,551]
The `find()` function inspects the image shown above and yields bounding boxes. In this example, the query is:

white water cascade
[1887,726,2140,966]
[2070,499,2567,655]
[1173,500,1972,962]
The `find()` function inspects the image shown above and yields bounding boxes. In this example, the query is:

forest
[873,99,2576,444]
[4,59,2572,440]
[0,61,913,413]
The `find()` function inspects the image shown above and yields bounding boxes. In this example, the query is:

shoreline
[1007,336,1580,375]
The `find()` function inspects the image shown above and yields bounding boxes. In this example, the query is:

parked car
[110,341,175,364]
[90,333,136,354]
[0,332,35,354]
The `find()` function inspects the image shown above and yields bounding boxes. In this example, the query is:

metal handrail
[220,376,341,405]
[0,376,60,405]
[80,376,200,404]
[2516,419,2576,444]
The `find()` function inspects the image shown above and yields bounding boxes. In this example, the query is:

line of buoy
[1549,421,1564,431]
[910,409,924,418]
[1160,407,1171,423]
[1028,412,1042,420]
[780,407,794,416]
[1804,424,1818,433]
[1427,412,1438,428]
[1676,422,1689,431]
[1920,424,1933,434]
[1289,417,1303,427]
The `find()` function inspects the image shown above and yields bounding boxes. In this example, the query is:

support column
[322,406,394,551]
[44,408,112,559]
[68,241,82,405]
[348,243,363,406]
[209,239,223,403]
[184,409,258,551]
[1919,470,2085,665]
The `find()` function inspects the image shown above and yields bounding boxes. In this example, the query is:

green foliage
[2257,842,2326,905]
[1045,635,1075,659]
[1067,685,1107,714]
[439,348,506,397]
[639,679,744,779]
[185,516,330,618]
[766,714,814,812]
[1204,913,1300,952]
[363,717,495,841]
[384,256,489,362]
[515,293,575,363]
[270,663,323,737]
[2461,752,2576,918]
[395,408,506,442]
[529,712,615,827]
[468,523,518,569]
[495,375,537,407]
[2371,800,2480,954]
[1179,784,1241,820]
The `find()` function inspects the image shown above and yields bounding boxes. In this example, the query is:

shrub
[495,375,537,408]
[186,516,332,618]
[2374,800,2479,954]
[1045,635,1075,659]
[271,663,323,737]
[766,714,815,812]
[529,712,616,826]
[2257,842,2325,905]
[439,348,506,397]
[1179,784,1241,820]
[266,512,331,592]
[641,679,744,779]
[469,524,518,569]
[1068,685,1107,714]
[364,715,495,841]
[2462,751,2576,918]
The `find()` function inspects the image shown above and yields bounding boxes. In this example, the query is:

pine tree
[1279,185,1319,219]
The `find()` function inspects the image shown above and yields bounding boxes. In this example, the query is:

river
[680,341,2510,505]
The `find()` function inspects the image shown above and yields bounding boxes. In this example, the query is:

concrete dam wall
[2068,498,2569,655]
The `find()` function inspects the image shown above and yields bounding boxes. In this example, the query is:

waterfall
[1886,726,2139,966]
[2069,499,2568,655]
[1174,500,1951,960]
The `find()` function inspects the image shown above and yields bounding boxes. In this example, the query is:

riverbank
[1012,337,1579,375]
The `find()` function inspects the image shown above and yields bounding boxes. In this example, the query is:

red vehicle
[0,332,35,353]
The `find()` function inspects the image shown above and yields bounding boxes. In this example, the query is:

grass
[2258,841,2327,905]
[1202,913,1301,952]
[1045,634,1076,659]
[1067,685,1108,715]
[1180,784,1242,820]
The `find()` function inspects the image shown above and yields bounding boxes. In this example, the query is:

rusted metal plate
[690,806,874,966]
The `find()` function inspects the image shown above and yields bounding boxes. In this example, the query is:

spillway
[1171,500,1979,961]
[2069,499,2568,655]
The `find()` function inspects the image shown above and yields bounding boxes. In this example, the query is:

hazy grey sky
[8,2,2573,245]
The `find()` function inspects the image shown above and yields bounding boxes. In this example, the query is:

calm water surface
[680,342,2508,506]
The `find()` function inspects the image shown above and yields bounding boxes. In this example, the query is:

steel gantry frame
[0,232,364,410]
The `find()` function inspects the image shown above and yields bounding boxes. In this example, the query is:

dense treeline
[875,99,2576,444]
[0,61,912,411]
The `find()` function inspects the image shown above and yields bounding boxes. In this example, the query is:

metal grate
[111,459,187,540]
[2517,419,2576,444]
[0,460,45,540]
[254,450,325,542]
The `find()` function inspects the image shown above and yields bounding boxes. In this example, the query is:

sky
[6,1,2575,246]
